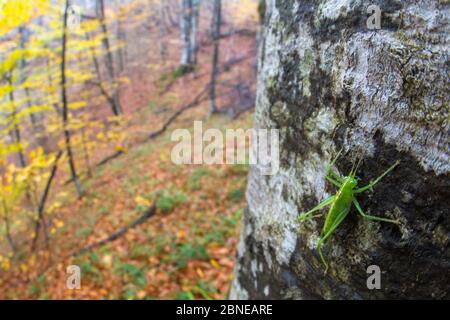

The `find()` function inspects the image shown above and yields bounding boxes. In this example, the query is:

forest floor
[0,7,257,299]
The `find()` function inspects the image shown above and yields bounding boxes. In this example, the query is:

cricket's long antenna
[330,147,344,167]
[354,158,363,175]
[350,160,356,176]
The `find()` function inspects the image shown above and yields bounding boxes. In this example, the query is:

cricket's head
[344,175,358,188]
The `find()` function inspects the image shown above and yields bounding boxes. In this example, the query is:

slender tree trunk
[116,7,126,73]
[165,0,178,27]
[61,0,83,199]
[1,196,16,253]
[97,0,122,116]
[81,127,93,178]
[19,26,50,151]
[89,35,102,82]
[45,50,61,116]
[86,32,117,110]
[179,0,193,68]
[189,0,200,65]
[231,0,450,300]
[6,78,26,168]
[208,0,221,114]
[7,76,38,214]
[31,151,63,252]
[158,0,168,62]
[24,88,38,127]
[19,27,39,128]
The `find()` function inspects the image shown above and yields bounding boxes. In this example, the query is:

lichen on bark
[230,0,449,299]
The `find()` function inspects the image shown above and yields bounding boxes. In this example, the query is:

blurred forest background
[0,0,260,299]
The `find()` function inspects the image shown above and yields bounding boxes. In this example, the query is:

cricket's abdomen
[322,183,354,235]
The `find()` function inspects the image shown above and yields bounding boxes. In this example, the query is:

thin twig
[32,151,63,252]
[148,84,210,140]
[71,203,157,256]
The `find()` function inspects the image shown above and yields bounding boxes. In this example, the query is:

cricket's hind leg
[316,209,349,274]
[353,198,399,224]
[317,241,329,274]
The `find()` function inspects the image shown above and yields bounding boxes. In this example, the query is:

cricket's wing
[321,200,351,238]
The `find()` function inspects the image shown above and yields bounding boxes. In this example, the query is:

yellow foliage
[210,259,220,269]
[0,0,50,36]
[0,48,50,77]
[1,258,10,271]
[115,145,128,153]
[54,219,64,229]
[20,263,28,273]
[135,195,152,207]
[227,0,258,24]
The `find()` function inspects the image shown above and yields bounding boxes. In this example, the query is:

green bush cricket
[299,150,400,273]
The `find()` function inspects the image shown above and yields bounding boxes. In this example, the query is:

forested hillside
[0,0,259,299]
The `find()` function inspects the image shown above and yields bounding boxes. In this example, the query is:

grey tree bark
[96,0,122,116]
[159,0,168,62]
[208,0,221,114]
[19,26,38,128]
[6,77,26,169]
[116,5,126,73]
[62,0,83,199]
[19,26,49,151]
[179,0,200,69]
[190,0,200,65]
[231,0,449,299]
[180,0,193,67]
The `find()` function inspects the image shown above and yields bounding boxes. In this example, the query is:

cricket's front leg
[354,160,400,193]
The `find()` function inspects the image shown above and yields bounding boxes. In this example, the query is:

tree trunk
[179,0,200,70]
[6,78,26,169]
[208,0,221,114]
[189,0,200,65]
[86,32,117,110]
[19,26,39,128]
[61,0,83,199]
[179,0,193,67]
[231,0,449,299]
[1,197,16,253]
[31,151,63,252]
[97,0,122,116]
[158,0,168,62]
[116,6,126,73]
[165,0,178,27]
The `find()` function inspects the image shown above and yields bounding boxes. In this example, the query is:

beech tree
[179,0,200,70]
[96,0,122,116]
[208,0,221,114]
[231,0,449,299]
